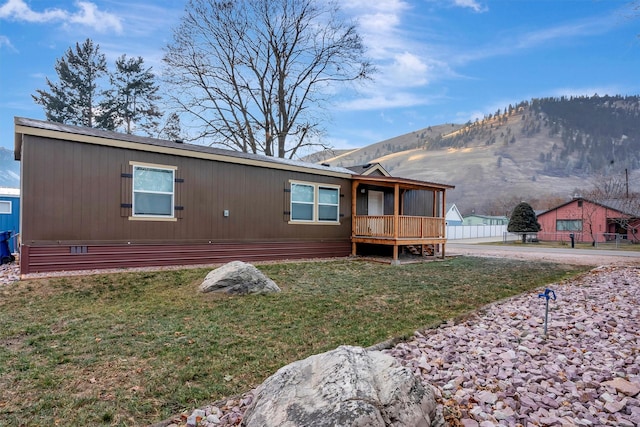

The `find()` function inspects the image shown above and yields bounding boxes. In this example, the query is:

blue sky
[1,0,639,154]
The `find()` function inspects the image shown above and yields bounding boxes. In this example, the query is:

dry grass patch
[0,257,590,426]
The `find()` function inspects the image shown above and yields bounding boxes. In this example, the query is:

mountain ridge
[310,95,640,215]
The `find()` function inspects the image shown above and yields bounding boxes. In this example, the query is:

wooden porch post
[432,191,437,217]
[441,189,447,259]
[393,183,400,263]
[351,181,358,256]
[393,184,400,239]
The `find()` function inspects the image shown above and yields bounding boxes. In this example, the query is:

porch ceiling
[352,175,454,191]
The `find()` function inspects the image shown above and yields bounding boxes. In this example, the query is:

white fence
[537,232,636,247]
[446,224,509,240]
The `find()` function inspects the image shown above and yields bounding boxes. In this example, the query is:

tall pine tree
[106,55,162,135]
[32,38,111,128]
[33,39,164,136]
[508,202,541,243]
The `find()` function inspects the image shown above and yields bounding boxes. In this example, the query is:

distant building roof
[0,187,19,196]
[344,163,391,177]
[599,198,640,217]
[539,197,640,218]
[464,214,508,220]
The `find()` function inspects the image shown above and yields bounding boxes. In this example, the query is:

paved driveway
[447,241,640,266]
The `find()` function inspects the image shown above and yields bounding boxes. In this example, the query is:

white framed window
[132,164,175,218]
[318,186,339,221]
[291,183,315,221]
[290,181,340,224]
[0,200,11,214]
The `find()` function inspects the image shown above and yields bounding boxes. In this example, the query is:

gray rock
[602,378,640,397]
[242,345,443,427]
[200,261,281,295]
[476,391,497,405]
[604,398,627,413]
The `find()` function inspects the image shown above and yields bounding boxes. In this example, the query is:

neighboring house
[445,203,463,226]
[462,214,509,226]
[14,117,454,274]
[537,197,640,243]
[0,187,19,252]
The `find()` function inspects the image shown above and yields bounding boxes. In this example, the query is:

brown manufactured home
[14,117,453,274]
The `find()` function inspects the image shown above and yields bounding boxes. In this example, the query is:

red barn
[537,197,640,244]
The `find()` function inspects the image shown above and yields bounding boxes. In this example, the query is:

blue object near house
[0,188,20,253]
[0,231,15,264]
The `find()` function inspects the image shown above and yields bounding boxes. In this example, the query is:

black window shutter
[283,182,291,220]
[121,164,132,217]
[174,170,184,219]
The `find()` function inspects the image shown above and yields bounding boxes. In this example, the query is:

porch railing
[354,215,445,239]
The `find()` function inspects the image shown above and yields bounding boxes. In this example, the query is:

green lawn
[0,257,590,426]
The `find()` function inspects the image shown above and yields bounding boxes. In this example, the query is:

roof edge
[13,117,354,179]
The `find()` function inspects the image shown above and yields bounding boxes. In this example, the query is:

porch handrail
[354,215,394,237]
[354,215,445,238]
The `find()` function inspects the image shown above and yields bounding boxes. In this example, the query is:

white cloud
[105,1,181,37]
[452,0,487,13]
[342,0,413,59]
[387,52,430,86]
[342,0,410,15]
[0,34,16,51]
[454,12,619,65]
[337,92,429,111]
[67,2,122,33]
[0,0,122,33]
[30,72,48,80]
[0,0,67,22]
[516,17,615,49]
[338,0,444,110]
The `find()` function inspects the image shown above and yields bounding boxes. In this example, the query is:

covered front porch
[351,175,454,263]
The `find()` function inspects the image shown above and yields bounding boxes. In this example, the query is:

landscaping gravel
[169,264,639,427]
[384,265,640,427]
[0,261,19,286]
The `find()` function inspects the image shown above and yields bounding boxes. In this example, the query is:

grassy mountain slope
[316,96,640,214]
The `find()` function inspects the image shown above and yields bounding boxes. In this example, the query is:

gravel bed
[385,265,640,426]
[0,261,20,286]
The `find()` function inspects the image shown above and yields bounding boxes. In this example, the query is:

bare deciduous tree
[579,172,640,243]
[163,0,373,158]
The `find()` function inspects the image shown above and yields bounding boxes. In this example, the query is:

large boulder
[242,345,444,427]
[199,261,281,295]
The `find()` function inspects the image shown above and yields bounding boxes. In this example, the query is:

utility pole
[625,168,629,199]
